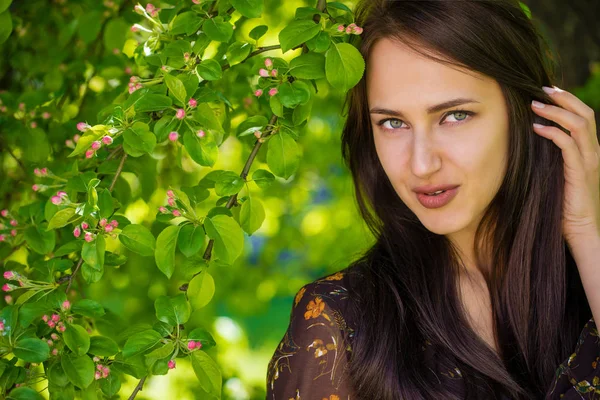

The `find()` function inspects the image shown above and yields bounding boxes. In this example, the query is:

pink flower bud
[188,341,196,350]
[97,364,104,371]
[77,122,90,132]
[47,320,56,328]
[259,68,269,78]
[51,333,59,340]
[196,130,205,138]
[264,58,273,68]
[195,341,202,349]
[168,198,176,207]
[84,232,94,242]
[73,226,81,238]
[188,98,197,108]
[254,131,261,139]
[30,122,37,128]
[134,4,145,14]
[32,184,39,192]
[85,149,95,159]
[41,167,48,175]
[347,23,357,30]
[270,69,277,77]
[346,26,353,34]
[169,131,179,141]
[102,366,110,378]
[184,52,190,61]
[57,191,67,198]
[175,109,185,119]
[51,196,62,205]
[0,322,4,330]
[5,295,13,304]
[82,222,89,229]
[254,89,263,97]
[145,3,155,13]
[51,314,60,322]
[337,24,345,32]
[192,0,201,3]
[168,360,176,369]
[93,356,100,362]
[353,27,363,35]
[110,220,118,227]
[73,134,80,143]
[0,209,7,217]
[102,135,113,145]
[0,235,5,242]
[3,271,15,279]
[52,348,58,356]
[99,218,107,227]
[65,139,74,147]
[57,323,66,332]
[268,88,278,96]
[42,112,51,119]
[9,219,17,226]
[91,141,101,151]
[47,339,53,346]
[167,190,175,198]
[172,210,181,217]
[10,230,16,237]
[130,76,139,83]
[18,103,25,110]
[94,371,102,380]
[34,168,41,176]
[42,315,49,322]
[130,25,139,32]
[62,300,71,310]
[159,206,167,213]
[104,225,114,233]
[124,66,132,74]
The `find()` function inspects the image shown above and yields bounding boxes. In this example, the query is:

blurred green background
[1,0,598,399]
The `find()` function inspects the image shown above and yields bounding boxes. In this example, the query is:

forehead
[366,38,494,104]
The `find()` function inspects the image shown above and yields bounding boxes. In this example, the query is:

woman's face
[367,38,510,248]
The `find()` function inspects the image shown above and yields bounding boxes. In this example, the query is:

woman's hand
[531,86,600,244]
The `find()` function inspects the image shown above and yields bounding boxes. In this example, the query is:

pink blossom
[0,321,3,330]
[145,3,155,13]
[85,149,95,159]
[258,68,269,78]
[0,235,5,242]
[196,130,205,138]
[42,112,51,119]
[3,271,15,280]
[9,219,17,227]
[134,4,145,14]
[61,300,71,310]
[130,25,139,33]
[4,295,12,304]
[57,191,67,198]
[73,226,81,238]
[254,89,263,97]
[124,66,132,74]
[168,198,176,207]
[65,139,74,147]
[51,333,59,340]
[102,366,110,377]
[42,315,49,322]
[175,109,185,119]
[73,134,80,143]
[47,339,53,346]
[57,322,66,332]
[77,122,90,132]
[30,122,37,128]
[130,76,140,83]
[96,364,104,371]
[184,52,190,62]
[345,26,352,34]
[168,360,176,369]
[82,222,89,229]
[347,23,357,30]
[169,131,179,141]
[188,98,197,108]
[51,314,60,322]
[172,209,181,217]
[102,135,113,145]
[18,103,25,110]
[167,190,175,198]
[104,225,114,233]
[159,206,167,213]
[32,184,40,192]
[337,24,345,32]
[99,218,107,227]
[188,341,196,350]
[94,371,102,380]
[41,167,48,175]
[84,232,94,242]
[10,230,16,237]
[353,27,363,35]
[195,341,203,349]
[93,356,100,362]
[270,69,277,77]
[254,131,262,139]
[51,348,58,356]
[51,196,62,205]
[91,141,102,150]
[268,88,278,96]
[192,0,201,3]
[264,58,273,68]
[47,320,56,328]
[1,209,8,217]
[110,220,118,227]
[34,168,41,176]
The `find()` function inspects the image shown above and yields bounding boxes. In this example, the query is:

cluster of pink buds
[128,76,143,94]
[159,190,183,217]
[99,218,119,233]
[94,362,111,380]
[51,191,69,205]
[168,359,176,369]
[45,333,60,355]
[42,314,66,332]
[0,210,19,242]
[254,58,279,98]
[187,340,203,351]
[146,3,159,17]
[337,23,363,35]
[33,167,49,177]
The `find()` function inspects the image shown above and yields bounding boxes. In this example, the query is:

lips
[413,184,460,194]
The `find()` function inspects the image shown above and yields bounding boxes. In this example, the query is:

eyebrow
[369,98,480,117]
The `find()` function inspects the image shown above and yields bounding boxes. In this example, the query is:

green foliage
[0,0,368,398]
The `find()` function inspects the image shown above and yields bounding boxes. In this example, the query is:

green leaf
[192,103,223,132]
[144,342,174,371]
[267,131,300,179]
[134,94,173,113]
[327,1,352,12]
[154,294,191,326]
[164,73,188,105]
[105,252,128,266]
[7,387,44,400]
[251,169,275,189]
[249,25,268,41]
[236,115,268,138]
[20,128,50,163]
[203,17,233,42]
[123,122,157,156]
[240,197,265,235]
[0,0,12,13]
[72,299,105,318]
[190,351,222,398]
[278,80,311,108]
[81,234,105,270]
[196,59,223,81]
[88,336,119,357]
[47,207,76,230]
[187,327,217,350]
[119,224,156,256]
[325,42,366,92]
[183,130,219,167]
[155,225,181,279]
[99,373,121,397]
[19,303,50,328]
[67,127,105,157]
[122,329,163,358]
[269,94,284,117]
[47,361,69,387]
[63,324,90,356]
[61,353,94,389]
[54,240,83,257]
[97,189,114,219]
[203,215,244,264]
[225,42,252,67]
[170,11,203,36]
[24,223,55,255]
[289,52,326,79]
[278,20,321,53]
[230,0,263,18]
[0,11,11,45]
[13,338,50,363]
[78,11,102,44]
[292,99,313,126]
[103,18,128,54]
[188,271,216,310]
[177,224,205,258]
[214,171,244,197]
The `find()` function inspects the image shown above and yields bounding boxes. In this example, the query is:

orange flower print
[324,272,344,281]
[322,396,340,400]
[294,286,306,307]
[304,296,326,320]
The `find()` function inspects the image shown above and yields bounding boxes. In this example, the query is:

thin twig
[65,259,84,294]
[128,376,147,400]
[109,153,127,192]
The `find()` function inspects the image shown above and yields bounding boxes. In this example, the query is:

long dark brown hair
[340,0,591,398]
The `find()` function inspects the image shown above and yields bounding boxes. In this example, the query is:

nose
[410,132,442,178]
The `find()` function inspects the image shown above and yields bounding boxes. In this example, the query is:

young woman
[267,0,600,398]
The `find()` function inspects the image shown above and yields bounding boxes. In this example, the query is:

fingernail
[531,100,545,108]
[542,86,556,94]
[533,123,546,129]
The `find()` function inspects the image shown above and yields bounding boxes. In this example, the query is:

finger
[532,123,586,172]
[544,86,598,146]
